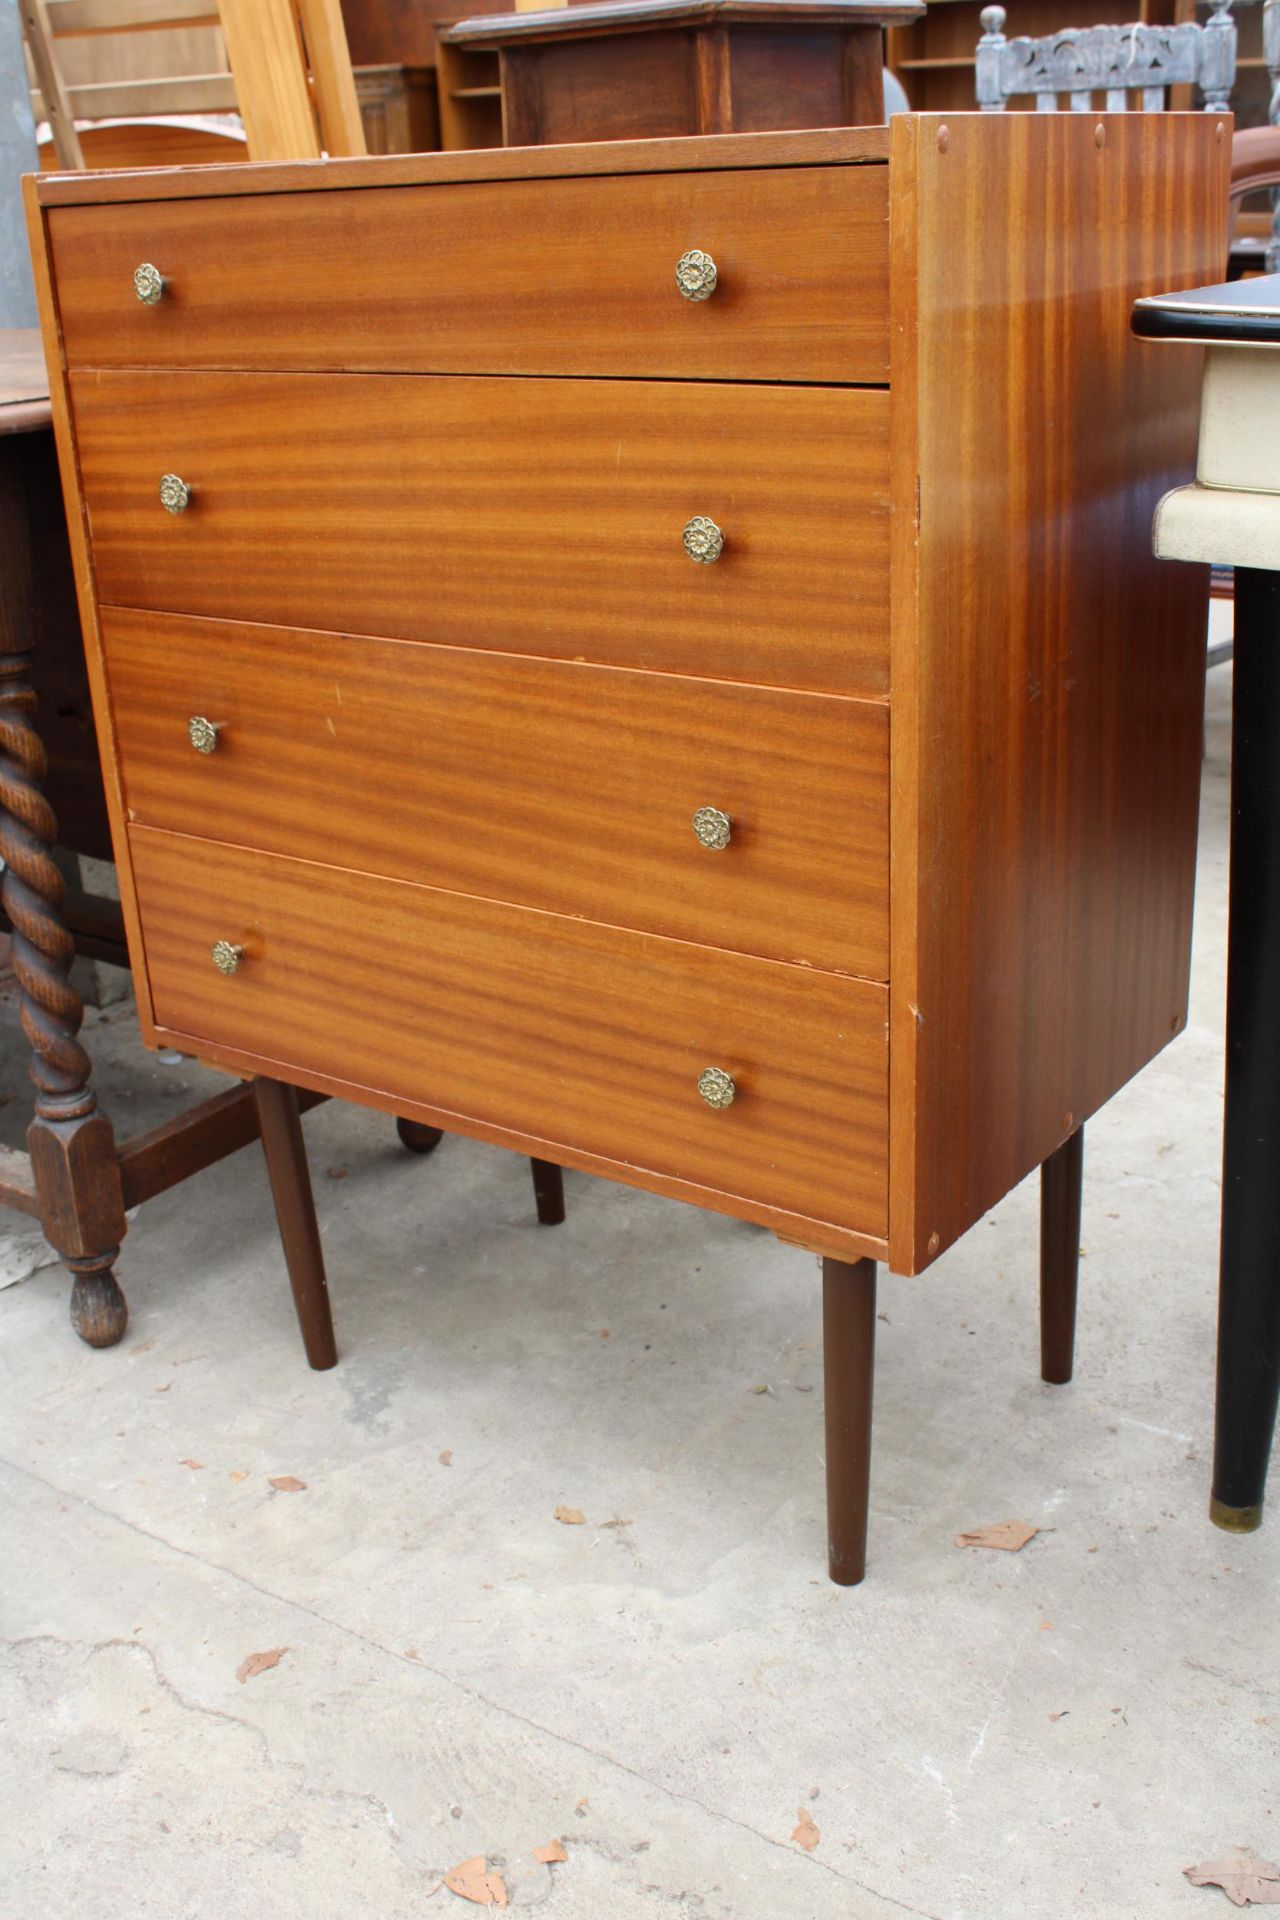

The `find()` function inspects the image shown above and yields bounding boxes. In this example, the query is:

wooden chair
[974,0,1236,113]
[23,0,365,170]
[982,0,1267,620]
[976,3,1242,626]
[1227,0,1280,280]
[1228,125,1280,275]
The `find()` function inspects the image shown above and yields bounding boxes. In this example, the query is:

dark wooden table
[1,327,564,1349]
[0,330,337,1347]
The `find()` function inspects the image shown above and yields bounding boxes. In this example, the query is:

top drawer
[47,165,889,386]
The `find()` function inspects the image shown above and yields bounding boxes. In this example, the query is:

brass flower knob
[697,1066,736,1109]
[211,940,244,975]
[134,262,166,305]
[692,807,732,851]
[187,716,221,754]
[159,473,191,514]
[676,249,718,301]
[682,516,723,564]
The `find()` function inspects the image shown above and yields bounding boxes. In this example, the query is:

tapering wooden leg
[1040,1125,1084,1385]
[396,1116,444,1154]
[822,1255,877,1586]
[253,1077,337,1371]
[0,439,128,1348]
[530,1158,565,1225]
[395,1120,563,1226]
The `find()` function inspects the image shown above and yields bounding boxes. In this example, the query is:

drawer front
[103,610,890,979]
[131,828,889,1236]
[73,372,890,695]
[50,166,889,385]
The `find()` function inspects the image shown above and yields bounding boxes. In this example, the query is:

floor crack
[3,1454,940,1919]
[5,1629,401,1837]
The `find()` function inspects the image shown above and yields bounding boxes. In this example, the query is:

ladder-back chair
[975,5,1241,629]
[23,0,365,169]
[975,0,1236,112]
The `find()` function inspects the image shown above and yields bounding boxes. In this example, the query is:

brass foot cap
[1209,1495,1263,1534]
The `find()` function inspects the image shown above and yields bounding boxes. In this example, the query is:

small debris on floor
[954,1520,1040,1552]
[236,1648,286,1684]
[1184,1847,1280,1905]
[444,1856,508,1908]
[791,1809,820,1852]
[554,1505,585,1525]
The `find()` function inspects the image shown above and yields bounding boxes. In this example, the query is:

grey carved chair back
[976,1,1236,112]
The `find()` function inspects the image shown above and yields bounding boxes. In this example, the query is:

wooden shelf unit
[436,40,504,149]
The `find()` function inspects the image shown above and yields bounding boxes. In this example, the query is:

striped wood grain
[131,826,891,1236]
[48,164,889,383]
[102,607,891,976]
[74,370,891,695]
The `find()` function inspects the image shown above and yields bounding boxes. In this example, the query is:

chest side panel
[888,111,1229,1273]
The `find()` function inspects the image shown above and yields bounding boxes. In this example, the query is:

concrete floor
[1,656,1276,1920]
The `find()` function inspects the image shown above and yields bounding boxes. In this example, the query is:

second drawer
[72,369,890,696]
[103,609,889,978]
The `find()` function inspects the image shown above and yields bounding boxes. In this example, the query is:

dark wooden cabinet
[441,0,919,147]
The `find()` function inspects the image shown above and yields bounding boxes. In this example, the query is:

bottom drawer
[130,828,889,1238]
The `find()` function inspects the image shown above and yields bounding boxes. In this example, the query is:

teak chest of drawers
[25,113,1226,1583]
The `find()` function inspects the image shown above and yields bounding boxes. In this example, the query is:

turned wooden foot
[396,1116,445,1154]
[1040,1125,1084,1385]
[253,1077,337,1371]
[67,1253,128,1347]
[822,1255,877,1586]
[25,1106,128,1350]
[530,1158,565,1225]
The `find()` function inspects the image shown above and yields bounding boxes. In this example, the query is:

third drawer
[102,608,889,979]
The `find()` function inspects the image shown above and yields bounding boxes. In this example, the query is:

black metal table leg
[1213,565,1280,1530]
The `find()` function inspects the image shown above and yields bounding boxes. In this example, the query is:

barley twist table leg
[0,443,126,1346]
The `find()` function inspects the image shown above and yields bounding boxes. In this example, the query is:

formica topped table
[1135,274,1280,1533]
